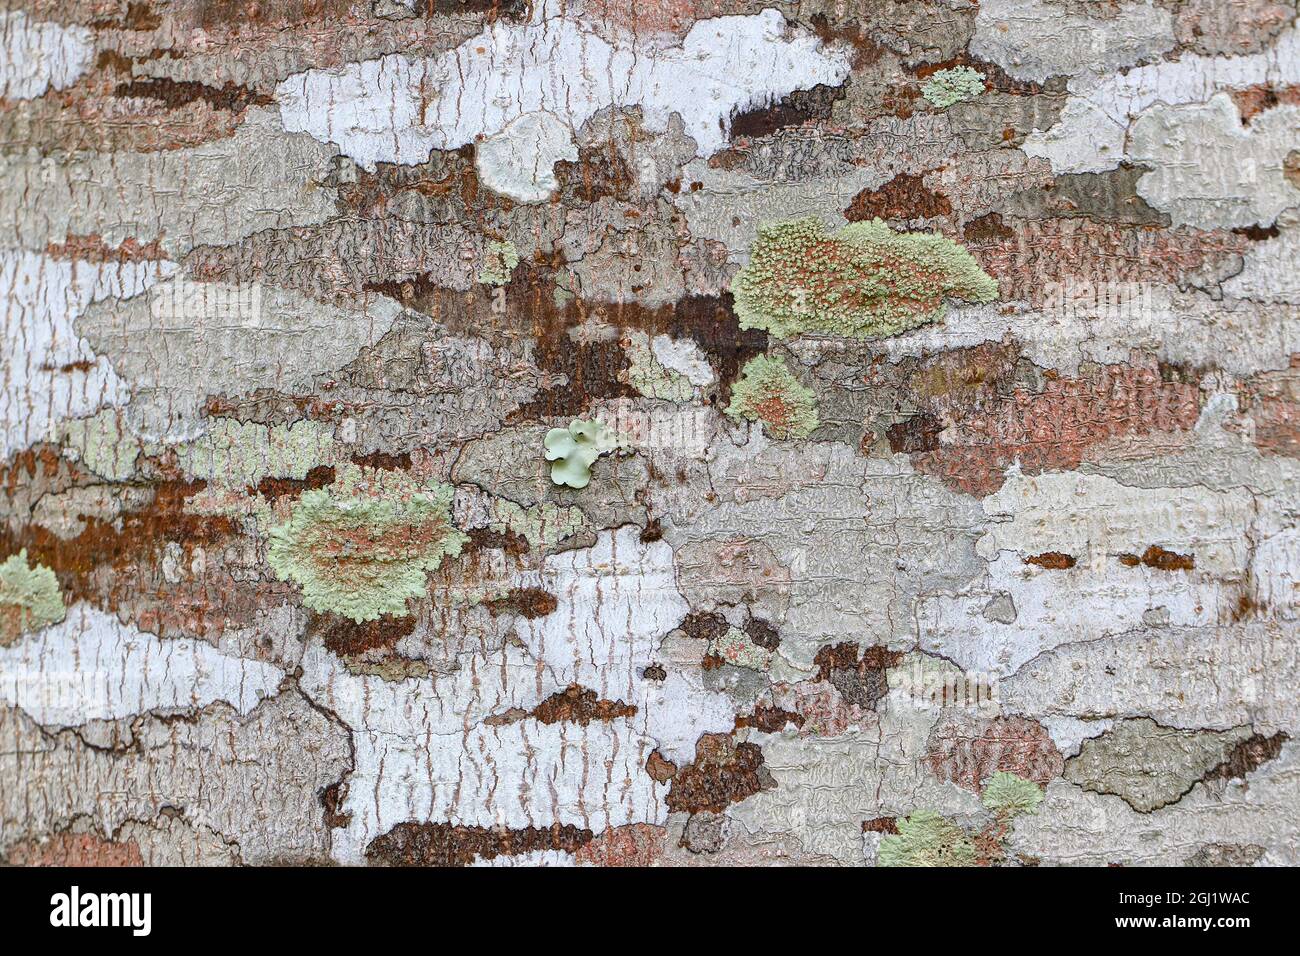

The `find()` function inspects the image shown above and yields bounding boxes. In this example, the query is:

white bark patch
[971,0,1175,83]
[1129,95,1300,229]
[918,471,1259,676]
[0,11,94,100]
[275,3,851,169]
[474,110,579,202]
[298,528,729,863]
[0,604,284,726]
[0,252,175,460]
[1024,25,1300,173]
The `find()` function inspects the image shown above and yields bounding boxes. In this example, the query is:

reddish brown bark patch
[484,587,558,619]
[45,234,168,262]
[1118,545,1195,571]
[573,824,666,867]
[734,703,804,733]
[909,361,1201,496]
[528,684,637,726]
[114,78,273,113]
[1227,85,1300,124]
[813,643,904,710]
[1202,732,1289,784]
[1024,552,1076,570]
[845,172,952,222]
[665,734,771,814]
[365,822,593,867]
[311,612,417,658]
[925,714,1065,794]
[862,816,899,835]
[968,219,1248,306]
[6,832,144,867]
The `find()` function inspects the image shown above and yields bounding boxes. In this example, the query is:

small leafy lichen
[544,419,622,489]
[922,67,986,109]
[725,355,819,439]
[877,810,977,867]
[267,481,466,622]
[479,239,520,287]
[982,771,1045,817]
[731,217,998,340]
[0,550,66,645]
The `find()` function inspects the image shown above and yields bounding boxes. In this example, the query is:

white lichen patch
[475,111,579,203]
[1024,25,1300,173]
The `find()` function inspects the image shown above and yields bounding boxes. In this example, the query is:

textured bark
[2,0,1299,867]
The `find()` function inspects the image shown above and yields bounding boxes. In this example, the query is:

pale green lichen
[267,482,466,622]
[731,217,998,340]
[482,498,587,550]
[0,550,66,645]
[62,409,138,482]
[623,330,695,402]
[922,67,986,109]
[544,419,622,489]
[982,771,1045,817]
[170,418,336,487]
[877,810,977,867]
[712,626,773,671]
[725,355,819,439]
[479,239,520,287]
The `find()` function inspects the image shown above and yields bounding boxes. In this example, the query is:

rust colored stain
[925,715,1065,794]
[1118,545,1195,571]
[364,821,594,867]
[1024,552,1077,570]
[909,361,1201,496]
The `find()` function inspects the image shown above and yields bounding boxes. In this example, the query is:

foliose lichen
[479,239,521,287]
[543,419,622,489]
[267,481,466,622]
[877,809,977,867]
[0,550,67,645]
[921,67,986,109]
[981,771,1045,817]
[725,354,820,439]
[730,217,998,340]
